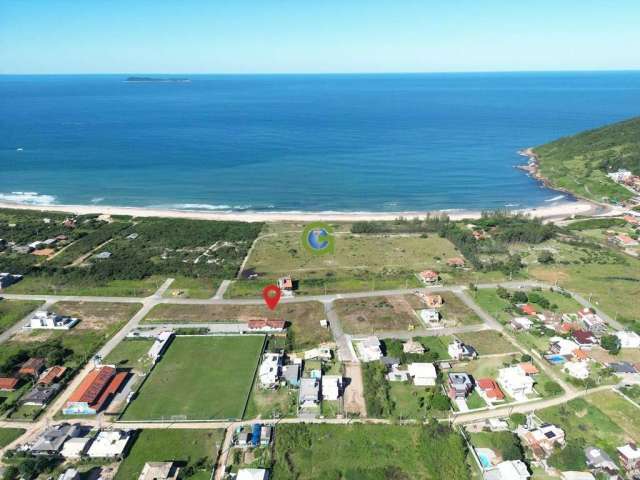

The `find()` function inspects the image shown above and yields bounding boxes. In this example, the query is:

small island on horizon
[125,76,191,83]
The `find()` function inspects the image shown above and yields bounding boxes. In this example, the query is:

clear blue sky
[2,0,639,74]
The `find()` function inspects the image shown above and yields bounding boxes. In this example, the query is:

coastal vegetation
[534,116,640,203]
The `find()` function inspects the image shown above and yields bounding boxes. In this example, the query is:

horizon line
[2,68,640,76]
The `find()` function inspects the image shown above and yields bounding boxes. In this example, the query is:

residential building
[614,234,639,247]
[31,423,83,455]
[38,366,67,385]
[511,317,534,331]
[418,270,439,284]
[615,331,640,349]
[423,294,444,308]
[498,366,534,401]
[584,446,619,477]
[19,358,46,377]
[58,469,81,480]
[299,378,320,409]
[0,377,19,391]
[448,340,478,360]
[355,336,383,362]
[147,331,173,363]
[617,443,640,473]
[277,276,294,292]
[386,364,410,382]
[21,384,61,407]
[549,337,580,356]
[419,309,441,327]
[87,430,132,458]
[0,273,23,289]
[61,437,92,459]
[260,426,272,446]
[28,311,79,330]
[303,347,332,361]
[403,339,425,354]
[607,169,633,182]
[94,251,112,259]
[572,330,598,349]
[138,462,180,480]
[447,257,465,268]
[237,469,269,480]
[322,375,342,400]
[520,304,537,316]
[407,363,437,386]
[259,353,283,389]
[247,319,286,333]
[282,364,301,387]
[477,378,505,401]
[577,308,607,336]
[563,361,589,380]
[518,363,539,376]
[126,233,139,240]
[483,460,530,480]
[520,424,565,458]
[448,372,474,399]
[63,366,128,415]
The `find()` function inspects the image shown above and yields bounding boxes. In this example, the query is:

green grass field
[5,275,162,297]
[0,428,25,448]
[122,336,264,420]
[0,299,42,334]
[335,295,422,335]
[457,330,517,355]
[272,423,469,479]
[114,429,224,480]
[162,275,219,299]
[103,338,154,369]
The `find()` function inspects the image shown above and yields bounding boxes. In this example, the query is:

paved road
[323,300,356,362]
[214,280,232,300]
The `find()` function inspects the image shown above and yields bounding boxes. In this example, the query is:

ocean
[2,72,640,212]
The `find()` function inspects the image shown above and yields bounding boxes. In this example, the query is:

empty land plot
[457,330,517,355]
[335,296,422,335]
[9,301,141,361]
[0,299,42,334]
[103,339,154,369]
[0,428,25,448]
[587,391,640,442]
[122,336,264,421]
[246,232,462,276]
[114,429,224,480]
[271,423,469,479]
[406,292,483,326]
[144,301,330,350]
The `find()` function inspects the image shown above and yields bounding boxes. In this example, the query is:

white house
[147,331,173,363]
[86,430,132,458]
[355,336,383,362]
[563,361,589,380]
[419,309,441,327]
[607,169,633,182]
[29,311,79,330]
[407,363,437,386]
[549,337,579,356]
[483,460,530,480]
[448,340,478,360]
[498,366,534,401]
[303,347,332,361]
[237,469,269,480]
[322,375,342,400]
[258,353,283,389]
[511,317,534,331]
[615,331,640,349]
[299,378,320,409]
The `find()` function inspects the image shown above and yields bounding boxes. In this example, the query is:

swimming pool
[478,453,492,468]
[546,354,566,364]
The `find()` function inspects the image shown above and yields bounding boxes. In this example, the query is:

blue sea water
[2,72,640,212]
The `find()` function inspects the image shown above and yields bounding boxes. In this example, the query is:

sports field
[122,335,264,421]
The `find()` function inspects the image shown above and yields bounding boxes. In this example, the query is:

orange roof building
[424,294,444,309]
[419,270,439,284]
[520,304,537,316]
[277,276,294,291]
[519,363,540,375]
[63,366,126,415]
[38,366,67,386]
[19,358,46,377]
[477,378,505,400]
[447,257,465,267]
[31,248,55,257]
[0,377,19,391]
[247,319,286,331]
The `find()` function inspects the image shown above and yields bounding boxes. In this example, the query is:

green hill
[533,116,640,203]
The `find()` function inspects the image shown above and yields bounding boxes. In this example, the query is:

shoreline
[0,199,615,223]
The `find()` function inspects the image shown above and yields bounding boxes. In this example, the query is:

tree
[496,286,510,299]
[512,291,528,304]
[430,393,451,411]
[538,250,555,264]
[544,380,563,396]
[509,413,526,427]
[600,335,620,355]
[2,466,18,480]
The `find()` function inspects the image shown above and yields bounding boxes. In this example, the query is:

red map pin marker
[262,284,282,310]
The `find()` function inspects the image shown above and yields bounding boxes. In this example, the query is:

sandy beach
[0,199,616,223]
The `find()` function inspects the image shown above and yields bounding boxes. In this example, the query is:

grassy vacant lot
[406,292,483,326]
[247,232,462,276]
[335,295,421,335]
[123,336,264,420]
[103,339,154,369]
[0,299,42,334]
[388,383,445,420]
[114,429,224,480]
[272,423,469,479]
[144,301,330,351]
[0,428,25,448]
[162,275,219,299]
[416,336,453,360]
[463,354,520,380]
[6,275,163,297]
[457,330,517,355]
[587,391,640,442]
[3,302,141,367]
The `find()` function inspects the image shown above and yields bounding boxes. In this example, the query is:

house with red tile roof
[520,304,537,316]
[447,257,465,268]
[477,378,505,401]
[418,270,439,284]
[0,377,19,391]
[277,276,294,291]
[19,358,46,377]
[572,330,598,349]
[518,363,539,375]
[38,366,67,386]
[63,366,127,415]
[247,318,286,332]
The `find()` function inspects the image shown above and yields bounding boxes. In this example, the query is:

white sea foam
[0,191,56,205]
[154,203,255,211]
[90,197,105,204]
[545,195,566,203]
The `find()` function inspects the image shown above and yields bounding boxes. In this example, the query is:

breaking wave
[0,191,57,205]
